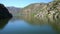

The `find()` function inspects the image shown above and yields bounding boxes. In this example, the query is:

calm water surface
[0,17,59,34]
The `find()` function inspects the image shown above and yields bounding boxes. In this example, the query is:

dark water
[0,17,60,34]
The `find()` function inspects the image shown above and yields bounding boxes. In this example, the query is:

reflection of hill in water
[0,18,12,29]
[10,17,22,22]
[20,15,60,34]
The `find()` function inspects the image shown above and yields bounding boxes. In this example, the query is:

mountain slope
[7,7,22,16]
[17,0,60,25]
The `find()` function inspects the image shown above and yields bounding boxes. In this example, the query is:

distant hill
[6,7,22,16]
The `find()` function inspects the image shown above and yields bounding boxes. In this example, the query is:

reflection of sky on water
[0,19,56,34]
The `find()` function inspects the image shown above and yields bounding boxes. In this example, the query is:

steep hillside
[19,0,60,24]
[21,3,47,20]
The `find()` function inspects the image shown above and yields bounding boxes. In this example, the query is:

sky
[0,0,53,8]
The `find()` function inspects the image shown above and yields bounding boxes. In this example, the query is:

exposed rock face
[0,4,12,19]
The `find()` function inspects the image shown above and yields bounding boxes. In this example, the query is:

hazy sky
[0,0,53,8]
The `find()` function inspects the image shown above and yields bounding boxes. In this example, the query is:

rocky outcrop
[0,4,12,19]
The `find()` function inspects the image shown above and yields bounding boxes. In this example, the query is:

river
[0,17,60,34]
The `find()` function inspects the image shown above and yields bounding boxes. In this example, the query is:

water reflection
[0,18,56,34]
[21,16,60,34]
[47,16,60,34]
[0,16,60,34]
[0,18,12,29]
